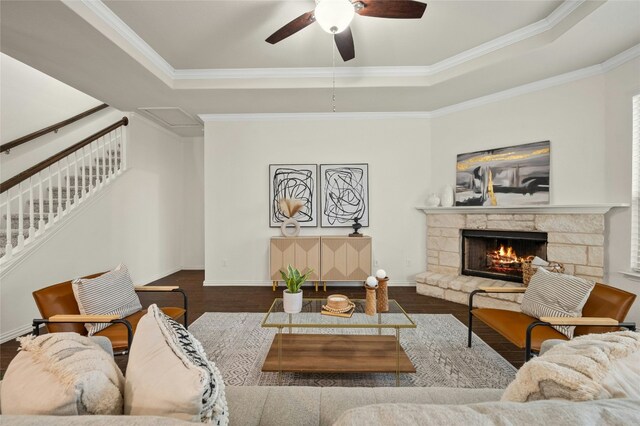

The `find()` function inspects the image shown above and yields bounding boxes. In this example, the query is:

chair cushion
[124,304,228,424]
[520,268,595,338]
[0,333,124,415]
[94,306,185,351]
[72,264,142,335]
[472,308,568,351]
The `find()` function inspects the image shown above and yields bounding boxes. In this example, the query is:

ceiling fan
[266,0,428,62]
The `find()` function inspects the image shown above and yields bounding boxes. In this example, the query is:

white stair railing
[0,117,128,264]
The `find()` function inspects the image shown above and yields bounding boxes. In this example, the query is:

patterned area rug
[189,313,516,388]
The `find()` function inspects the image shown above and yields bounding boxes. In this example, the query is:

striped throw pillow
[520,268,595,338]
[72,264,142,335]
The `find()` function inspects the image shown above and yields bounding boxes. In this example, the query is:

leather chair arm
[134,286,188,328]
[134,286,179,292]
[32,316,134,350]
[539,316,620,326]
[477,286,526,293]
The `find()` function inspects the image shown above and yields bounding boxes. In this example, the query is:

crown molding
[199,111,433,122]
[65,0,600,89]
[199,44,640,122]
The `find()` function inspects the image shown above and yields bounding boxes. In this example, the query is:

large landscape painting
[455,141,550,206]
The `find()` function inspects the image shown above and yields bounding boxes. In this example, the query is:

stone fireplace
[415,208,610,311]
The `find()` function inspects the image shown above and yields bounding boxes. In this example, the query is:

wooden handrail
[0,117,128,194]
[0,103,109,154]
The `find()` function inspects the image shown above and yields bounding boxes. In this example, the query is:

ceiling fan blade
[334,27,355,62]
[265,10,316,44]
[355,0,427,19]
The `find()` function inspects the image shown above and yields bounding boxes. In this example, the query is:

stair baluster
[17,183,24,249]
[4,193,12,258]
[28,177,35,239]
[47,167,54,224]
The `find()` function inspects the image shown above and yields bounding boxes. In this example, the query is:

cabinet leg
[323,281,327,292]
[272,281,277,291]
[314,281,318,292]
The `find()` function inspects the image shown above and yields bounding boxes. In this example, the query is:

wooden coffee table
[261,298,416,385]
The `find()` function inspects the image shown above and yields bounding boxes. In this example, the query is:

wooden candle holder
[376,277,389,312]
[365,286,377,316]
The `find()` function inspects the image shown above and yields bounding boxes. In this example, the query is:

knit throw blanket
[17,332,125,414]
[502,331,640,402]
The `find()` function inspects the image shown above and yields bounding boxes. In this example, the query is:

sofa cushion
[520,268,595,338]
[333,398,640,426]
[0,333,124,415]
[502,331,640,402]
[72,264,142,335]
[225,386,503,426]
[124,304,228,424]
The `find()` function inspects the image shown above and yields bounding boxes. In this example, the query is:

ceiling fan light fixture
[314,0,355,34]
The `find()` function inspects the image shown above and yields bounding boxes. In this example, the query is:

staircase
[0,118,128,265]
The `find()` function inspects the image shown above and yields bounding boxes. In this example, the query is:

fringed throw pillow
[125,304,228,425]
[0,332,124,415]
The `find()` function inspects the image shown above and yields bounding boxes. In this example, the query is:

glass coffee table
[261,298,416,385]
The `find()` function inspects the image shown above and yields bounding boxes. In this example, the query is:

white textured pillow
[0,333,124,415]
[72,264,142,335]
[520,268,595,338]
[502,331,640,402]
[125,304,229,425]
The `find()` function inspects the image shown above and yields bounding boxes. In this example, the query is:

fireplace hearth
[461,229,548,283]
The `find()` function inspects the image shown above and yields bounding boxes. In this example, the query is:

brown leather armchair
[32,272,188,354]
[467,283,636,362]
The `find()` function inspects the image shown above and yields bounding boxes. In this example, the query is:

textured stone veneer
[416,213,605,311]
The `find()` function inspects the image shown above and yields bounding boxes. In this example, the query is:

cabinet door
[321,237,371,281]
[270,237,320,281]
[270,238,295,280]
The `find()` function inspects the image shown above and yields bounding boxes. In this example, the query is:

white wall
[429,59,640,323]
[0,53,123,181]
[603,58,640,324]
[204,118,431,285]
[181,136,205,269]
[0,114,186,340]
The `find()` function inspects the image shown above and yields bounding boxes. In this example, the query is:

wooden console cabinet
[270,236,372,291]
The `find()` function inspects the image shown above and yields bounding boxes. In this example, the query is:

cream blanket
[17,332,125,414]
[502,331,640,402]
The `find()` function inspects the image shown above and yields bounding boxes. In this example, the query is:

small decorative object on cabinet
[280,265,312,314]
[375,269,389,312]
[349,218,363,237]
[279,198,304,237]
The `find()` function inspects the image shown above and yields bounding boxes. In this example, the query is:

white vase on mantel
[283,290,303,313]
[426,193,440,207]
[440,185,455,207]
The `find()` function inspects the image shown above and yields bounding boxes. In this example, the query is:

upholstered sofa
[2,332,639,425]
[2,384,639,425]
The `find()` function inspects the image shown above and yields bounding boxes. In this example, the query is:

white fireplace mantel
[416,203,629,215]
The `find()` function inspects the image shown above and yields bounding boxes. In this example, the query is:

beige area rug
[189,313,516,388]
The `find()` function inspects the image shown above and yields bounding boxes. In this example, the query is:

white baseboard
[203,280,416,287]
[180,265,204,270]
[0,323,36,344]
[140,266,183,284]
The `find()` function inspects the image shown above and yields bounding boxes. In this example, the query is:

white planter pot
[283,289,303,314]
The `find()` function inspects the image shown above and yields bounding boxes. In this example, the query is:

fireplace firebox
[461,229,548,283]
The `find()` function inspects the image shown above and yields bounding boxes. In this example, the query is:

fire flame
[490,245,523,265]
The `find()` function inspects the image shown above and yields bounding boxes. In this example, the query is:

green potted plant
[280,265,313,313]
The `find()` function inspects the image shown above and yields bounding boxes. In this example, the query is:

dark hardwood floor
[0,270,524,378]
